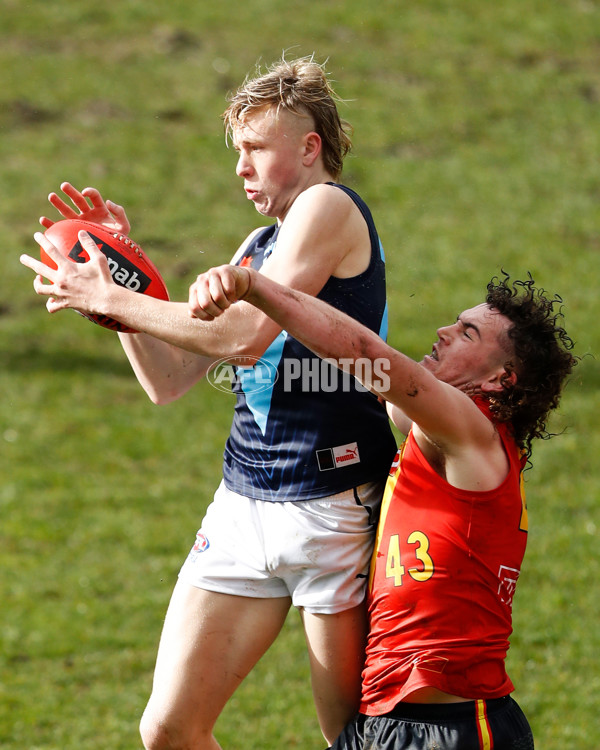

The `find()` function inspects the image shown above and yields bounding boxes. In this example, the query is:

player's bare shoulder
[285,183,371,278]
[292,182,355,219]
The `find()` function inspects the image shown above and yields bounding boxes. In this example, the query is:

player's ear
[480,366,518,394]
[302,132,322,167]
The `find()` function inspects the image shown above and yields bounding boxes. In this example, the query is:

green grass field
[1,0,599,747]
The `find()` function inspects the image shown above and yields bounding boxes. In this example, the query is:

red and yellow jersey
[360,400,529,714]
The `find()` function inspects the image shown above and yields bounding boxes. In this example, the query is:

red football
[42,219,169,333]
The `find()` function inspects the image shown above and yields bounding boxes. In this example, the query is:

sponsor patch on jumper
[316,442,360,471]
[498,564,520,608]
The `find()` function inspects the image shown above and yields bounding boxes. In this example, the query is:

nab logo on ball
[68,233,153,293]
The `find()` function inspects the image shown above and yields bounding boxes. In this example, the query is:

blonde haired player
[21,56,396,748]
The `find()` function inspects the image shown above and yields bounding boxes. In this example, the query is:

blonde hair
[223,55,353,180]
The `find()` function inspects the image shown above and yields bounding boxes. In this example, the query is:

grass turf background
[1,0,599,747]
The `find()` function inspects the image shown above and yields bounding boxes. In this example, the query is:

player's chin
[420,355,441,376]
[252,198,278,217]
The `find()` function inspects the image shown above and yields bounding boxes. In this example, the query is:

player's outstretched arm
[191,263,403,392]
[40,182,130,234]
[24,183,374,403]
[194,265,498,454]
[93,183,366,399]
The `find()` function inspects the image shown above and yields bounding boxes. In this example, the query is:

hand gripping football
[42,219,169,333]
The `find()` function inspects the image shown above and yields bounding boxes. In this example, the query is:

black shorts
[329,696,534,750]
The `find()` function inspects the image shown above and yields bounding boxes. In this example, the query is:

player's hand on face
[39,182,131,235]
[188,265,253,320]
[21,230,116,316]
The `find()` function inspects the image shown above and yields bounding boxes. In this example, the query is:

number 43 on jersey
[385,531,435,587]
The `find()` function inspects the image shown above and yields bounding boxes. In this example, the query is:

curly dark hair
[222,55,352,180]
[484,271,577,457]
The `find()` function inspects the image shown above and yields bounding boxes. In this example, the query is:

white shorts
[178,479,385,614]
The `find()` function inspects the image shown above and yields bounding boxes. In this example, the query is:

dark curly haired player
[187,265,577,750]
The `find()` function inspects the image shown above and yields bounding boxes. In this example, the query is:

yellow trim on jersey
[519,467,529,532]
[368,438,407,592]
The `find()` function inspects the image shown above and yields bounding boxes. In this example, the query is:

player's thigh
[301,602,368,687]
[147,579,291,729]
[300,602,368,740]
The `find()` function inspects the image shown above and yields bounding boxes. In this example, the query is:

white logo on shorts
[316,442,361,471]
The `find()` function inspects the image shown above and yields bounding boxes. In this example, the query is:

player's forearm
[246,274,390,385]
[244,274,438,419]
[105,283,278,362]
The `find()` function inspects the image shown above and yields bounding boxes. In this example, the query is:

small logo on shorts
[316,442,361,471]
[192,531,210,555]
